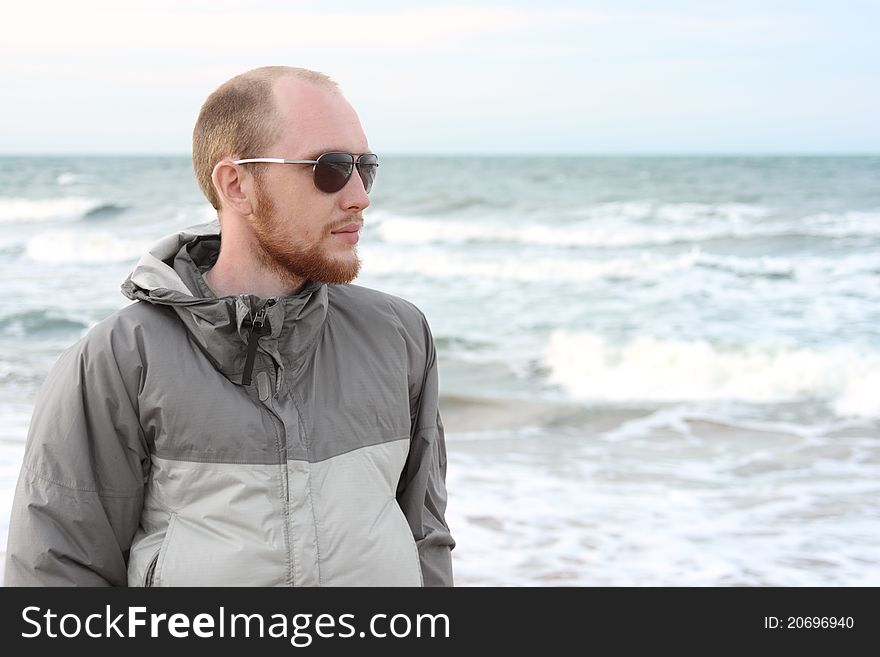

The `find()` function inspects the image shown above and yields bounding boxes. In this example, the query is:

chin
[309,252,361,285]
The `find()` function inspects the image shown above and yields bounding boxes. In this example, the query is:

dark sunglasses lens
[314,153,354,193]
[356,154,379,193]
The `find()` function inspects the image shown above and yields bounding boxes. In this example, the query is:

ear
[211,160,255,215]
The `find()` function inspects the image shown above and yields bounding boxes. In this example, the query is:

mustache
[328,214,364,232]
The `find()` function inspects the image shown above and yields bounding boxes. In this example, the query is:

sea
[1,155,878,586]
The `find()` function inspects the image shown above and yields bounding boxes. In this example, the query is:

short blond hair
[192,66,337,210]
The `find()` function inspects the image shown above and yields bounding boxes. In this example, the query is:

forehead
[271,78,369,155]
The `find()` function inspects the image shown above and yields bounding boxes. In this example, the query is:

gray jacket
[5,222,454,586]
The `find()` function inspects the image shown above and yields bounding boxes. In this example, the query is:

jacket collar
[121,220,329,385]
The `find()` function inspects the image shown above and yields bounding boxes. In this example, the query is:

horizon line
[1,151,879,158]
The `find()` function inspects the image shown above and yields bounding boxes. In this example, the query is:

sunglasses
[232,152,379,194]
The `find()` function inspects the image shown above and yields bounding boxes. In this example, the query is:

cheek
[280,205,332,245]
[305,199,337,234]
[266,186,336,240]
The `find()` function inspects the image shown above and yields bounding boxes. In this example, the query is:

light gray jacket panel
[5,221,454,586]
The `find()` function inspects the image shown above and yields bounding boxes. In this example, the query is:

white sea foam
[654,202,772,223]
[799,211,880,238]
[172,204,218,225]
[362,247,704,284]
[371,215,688,247]
[361,245,877,286]
[25,231,151,264]
[544,331,880,417]
[446,420,880,585]
[370,206,880,248]
[693,249,878,283]
[833,370,880,418]
[56,173,80,186]
[0,197,104,223]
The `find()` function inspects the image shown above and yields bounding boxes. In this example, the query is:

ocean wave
[798,211,880,238]
[84,203,129,219]
[0,197,105,223]
[692,250,877,280]
[24,231,151,264]
[370,214,764,248]
[172,204,219,225]
[370,206,880,248]
[56,172,82,186]
[361,246,877,285]
[435,335,494,352]
[0,240,24,257]
[362,247,702,283]
[0,309,89,337]
[543,331,880,418]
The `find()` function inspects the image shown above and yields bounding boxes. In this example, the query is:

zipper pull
[241,304,270,386]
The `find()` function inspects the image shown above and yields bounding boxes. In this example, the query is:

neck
[205,215,306,299]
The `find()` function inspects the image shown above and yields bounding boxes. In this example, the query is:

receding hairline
[233,65,339,96]
[217,67,345,157]
[191,66,340,210]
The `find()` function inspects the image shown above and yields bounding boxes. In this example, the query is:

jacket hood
[121,220,328,386]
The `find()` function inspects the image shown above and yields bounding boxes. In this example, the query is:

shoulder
[80,300,176,350]
[58,301,179,381]
[325,284,437,381]
[327,283,432,337]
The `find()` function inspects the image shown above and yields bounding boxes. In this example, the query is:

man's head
[192,66,372,287]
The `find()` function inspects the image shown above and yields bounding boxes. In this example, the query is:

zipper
[241,299,274,386]
[238,297,293,584]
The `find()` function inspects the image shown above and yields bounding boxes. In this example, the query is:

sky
[1,0,878,155]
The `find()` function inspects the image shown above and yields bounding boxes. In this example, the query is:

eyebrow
[303,149,372,160]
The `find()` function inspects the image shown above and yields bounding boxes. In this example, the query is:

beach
[443,397,878,585]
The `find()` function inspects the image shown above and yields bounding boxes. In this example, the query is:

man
[5,66,454,586]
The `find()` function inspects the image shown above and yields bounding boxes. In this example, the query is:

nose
[337,168,370,212]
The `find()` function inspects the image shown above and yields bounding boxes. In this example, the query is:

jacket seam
[150,435,413,465]
[295,435,411,465]
[151,452,280,465]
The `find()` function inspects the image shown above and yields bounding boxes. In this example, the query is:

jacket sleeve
[4,322,149,586]
[396,313,455,587]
